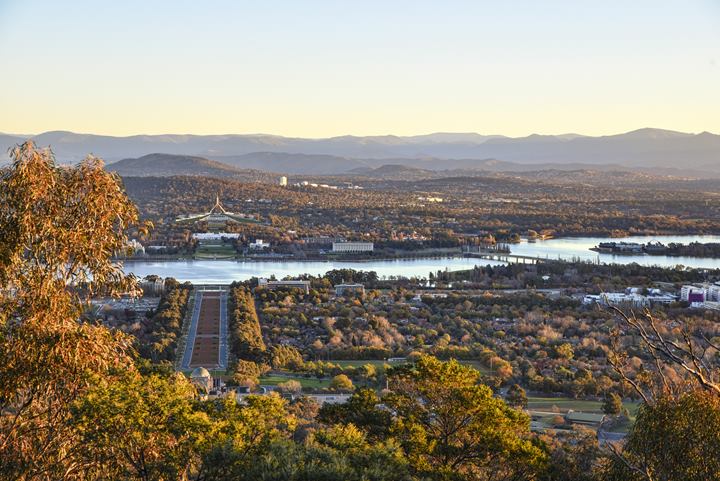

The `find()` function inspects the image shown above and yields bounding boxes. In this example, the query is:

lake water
[122,257,500,283]
[122,235,720,282]
[510,235,720,269]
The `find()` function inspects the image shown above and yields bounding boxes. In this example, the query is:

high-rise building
[279,176,288,187]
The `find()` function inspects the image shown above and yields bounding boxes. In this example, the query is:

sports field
[259,374,332,389]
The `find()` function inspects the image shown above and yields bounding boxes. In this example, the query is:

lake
[122,257,500,283]
[122,235,720,283]
[510,235,720,269]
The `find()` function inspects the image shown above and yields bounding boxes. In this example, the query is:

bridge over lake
[464,251,547,264]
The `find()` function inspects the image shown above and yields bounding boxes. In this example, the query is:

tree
[606,309,720,480]
[555,343,574,360]
[608,309,720,400]
[0,142,149,479]
[318,388,392,441]
[276,379,303,394]
[137,283,190,362]
[605,391,720,481]
[330,374,354,391]
[602,393,623,416]
[270,345,304,370]
[507,383,528,409]
[228,286,266,362]
[198,393,296,479]
[541,427,604,481]
[233,436,411,481]
[72,372,210,480]
[359,363,378,381]
[233,359,267,388]
[383,356,547,480]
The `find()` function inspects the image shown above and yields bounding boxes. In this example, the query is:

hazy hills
[105,152,641,181]
[214,152,369,175]
[107,154,278,182]
[102,153,720,194]
[1,128,718,176]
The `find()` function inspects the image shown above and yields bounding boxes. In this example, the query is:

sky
[0,0,719,138]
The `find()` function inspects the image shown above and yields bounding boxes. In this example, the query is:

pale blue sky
[0,0,718,137]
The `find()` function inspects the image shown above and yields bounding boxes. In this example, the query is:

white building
[190,367,213,394]
[128,239,145,255]
[707,284,720,302]
[681,285,707,303]
[192,232,241,240]
[236,392,350,405]
[279,176,288,187]
[584,292,653,308]
[646,294,676,305]
[332,241,374,253]
[249,239,270,250]
[307,393,351,405]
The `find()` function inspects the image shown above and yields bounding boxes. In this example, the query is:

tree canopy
[0,142,148,479]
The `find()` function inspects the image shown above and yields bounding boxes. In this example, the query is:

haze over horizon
[2,127,718,139]
[1,0,719,137]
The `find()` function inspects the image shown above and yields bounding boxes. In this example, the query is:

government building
[175,195,260,231]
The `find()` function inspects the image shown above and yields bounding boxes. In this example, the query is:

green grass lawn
[327,359,493,374]
[195,253,236,259]
[527,396,639,416]
[327,360,395,368]
[194,243,237,258]
[259,374,332,389]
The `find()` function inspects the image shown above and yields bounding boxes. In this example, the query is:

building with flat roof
[334,283,365,297]
[258,278,311,294]
[192,233,241,240]
[249,239,270,250]
[681,285,707,303]
[332,241,374,253]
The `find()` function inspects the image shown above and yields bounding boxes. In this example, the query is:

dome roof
[191,367,211,378]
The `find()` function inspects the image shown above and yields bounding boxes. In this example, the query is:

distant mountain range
[107,154,277,182]
[1,128,718,176]
[108,152,640,180]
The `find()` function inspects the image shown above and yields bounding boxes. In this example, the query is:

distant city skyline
[1,0,718,137]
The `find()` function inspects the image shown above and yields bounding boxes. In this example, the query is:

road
[181,290,203,370]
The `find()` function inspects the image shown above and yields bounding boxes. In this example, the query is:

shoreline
[118,234,720,264]
[116,234,720,265]
[118,253,469,264]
